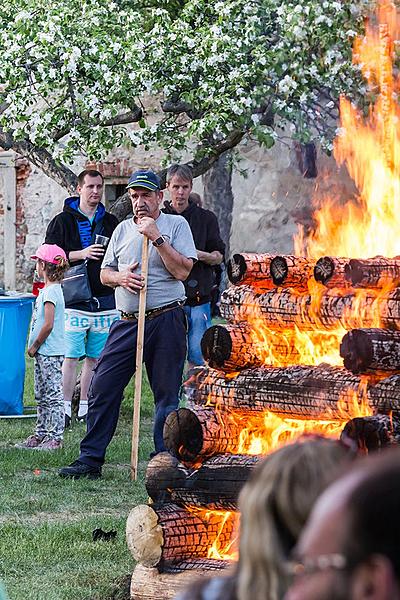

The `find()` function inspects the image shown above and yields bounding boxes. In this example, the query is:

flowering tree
[0,0,371,194]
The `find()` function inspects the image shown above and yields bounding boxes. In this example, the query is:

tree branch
[53,106,143,141]
[0,128,77,192]
[109,128,245,221]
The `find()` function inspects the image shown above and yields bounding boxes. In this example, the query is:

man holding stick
[59,169,196,479]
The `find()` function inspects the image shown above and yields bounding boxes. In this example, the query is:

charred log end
[145,452,185,505]
[340,330,373,374]
[314,256,335,284]
[126,505,163,567]
[270,256,288,286]
[345,259,363,286]
[201,325,232,369]
[163,408,204,462]
[227,254,247,284]
[341,415,394,453]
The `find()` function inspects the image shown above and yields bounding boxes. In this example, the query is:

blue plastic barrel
[0,294,34,415]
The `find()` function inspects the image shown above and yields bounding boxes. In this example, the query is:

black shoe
[76,414,87,424]
[59,459,102,480]
[64,414,71,428]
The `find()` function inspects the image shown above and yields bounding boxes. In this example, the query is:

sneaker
[59,459,102,480]
[76,414,87,424]
[38,438,63,451]
[15,435,45,449]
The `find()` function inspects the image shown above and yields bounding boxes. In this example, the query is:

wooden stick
[130,236,149,480]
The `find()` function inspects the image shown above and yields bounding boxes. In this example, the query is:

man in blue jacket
[45,169,119,425]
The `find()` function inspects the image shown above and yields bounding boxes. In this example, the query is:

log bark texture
[344,257,400,289]
[201,322,299,371]
[269,255,315,290]
[368,373,400,417]
[220,285,400,331]
[126,503,237,568]
[227,253,274,288]
[340,328,400,374]
[314,257,350,288]
[183,365,393,419]
[341,414,400,453]
[163,407,252,462]
[146,452,259,509]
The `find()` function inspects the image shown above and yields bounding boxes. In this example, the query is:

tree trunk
[344,257,400,289]
[200,321,300,371]
[146,451,259,509]
[126,503,237,568]
[202,150,234,261]
[183,365,390,419]
[219,285,400,331]
[340,328,400,373]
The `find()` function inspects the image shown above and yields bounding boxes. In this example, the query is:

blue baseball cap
[126,169,160,191]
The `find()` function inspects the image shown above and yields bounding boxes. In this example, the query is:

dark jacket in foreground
[45,197,119,303]
[162,200,225,306]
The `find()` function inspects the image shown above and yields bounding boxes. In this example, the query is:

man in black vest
[45,169,119,425]
[162,164,225,368]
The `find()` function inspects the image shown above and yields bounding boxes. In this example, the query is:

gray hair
[166,163,193,183]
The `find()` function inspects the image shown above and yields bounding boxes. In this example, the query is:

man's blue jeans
[184,303,212,365]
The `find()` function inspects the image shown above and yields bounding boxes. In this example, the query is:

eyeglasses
[284,553,348,578]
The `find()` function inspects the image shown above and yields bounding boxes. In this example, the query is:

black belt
[120,300,184,321]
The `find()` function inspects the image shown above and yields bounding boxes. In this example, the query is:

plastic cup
[95,234,110,247]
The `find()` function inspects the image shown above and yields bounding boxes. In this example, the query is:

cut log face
[345,257,400,289]
[270,255,315,290]
[227,253,274,288]
[183,365,395,419]
[220,285,400,331]
[314,257,350,288]
[146,452,259,509]
[163,407,249,462]
[126,503,237,568]
[340,328,400,373]
[341,414,400,453]
[201,322,268,371]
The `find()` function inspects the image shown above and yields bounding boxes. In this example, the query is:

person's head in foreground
[284,447,400,600]
[236,436,355,600]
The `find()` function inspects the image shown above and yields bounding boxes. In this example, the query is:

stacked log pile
[127,252,400,599]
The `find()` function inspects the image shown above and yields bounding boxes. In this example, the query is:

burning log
[163,407,252,462]
[126,503,237,568]
[220,285,400,331]
[344,257,400,289]
[340,328,400,374]
[146,452,259,509]
[368,373,400,418]
[314,256,350,288]
[227,253,274,288]
[183,365,392,419]
[341,414,400,453]
[269,255,315,290]
[201,322,300,371]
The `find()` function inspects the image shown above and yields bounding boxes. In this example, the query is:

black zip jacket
[45,197,119,307]
[162,200,225,306]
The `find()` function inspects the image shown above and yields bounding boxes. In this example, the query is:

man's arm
[138,217,194,281]
[196,249,223,266]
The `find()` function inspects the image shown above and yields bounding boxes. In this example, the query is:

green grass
[0,357,154,600]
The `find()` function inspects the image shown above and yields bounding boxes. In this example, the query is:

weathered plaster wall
[0,140,357,291]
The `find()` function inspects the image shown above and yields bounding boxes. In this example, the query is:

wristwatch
[152,236,166,247]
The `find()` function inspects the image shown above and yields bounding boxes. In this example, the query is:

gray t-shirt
[102,212,197,312]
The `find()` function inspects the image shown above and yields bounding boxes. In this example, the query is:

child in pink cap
[16,244,69,450]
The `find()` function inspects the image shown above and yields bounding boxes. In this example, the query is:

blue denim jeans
[184,303,212,366]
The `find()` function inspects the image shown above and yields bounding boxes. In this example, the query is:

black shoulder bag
[62,219,105,307]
